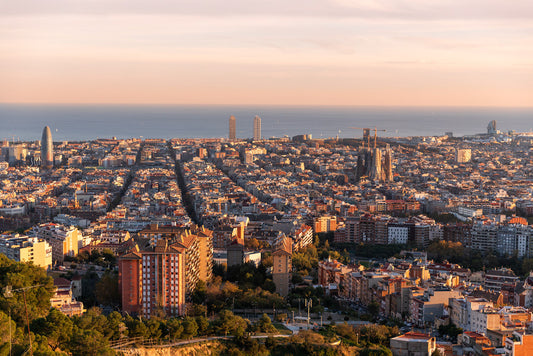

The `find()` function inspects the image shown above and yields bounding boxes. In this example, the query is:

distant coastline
[1,104,532,141]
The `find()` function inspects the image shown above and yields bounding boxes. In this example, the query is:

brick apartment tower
[119,241,186,317]
[119,224,213,317]
[272,237,292,297]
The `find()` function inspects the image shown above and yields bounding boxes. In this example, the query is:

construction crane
[349,127,386,148]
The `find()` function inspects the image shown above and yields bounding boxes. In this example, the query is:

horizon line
[1,102,533,109]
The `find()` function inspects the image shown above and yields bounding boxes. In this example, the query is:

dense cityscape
[1,118,533,355]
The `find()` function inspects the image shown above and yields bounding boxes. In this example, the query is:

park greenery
[0,251,402,355]
[427,240,533,276]
[5,228,510,355]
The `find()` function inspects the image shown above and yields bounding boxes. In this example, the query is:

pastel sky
[1,0,532,106]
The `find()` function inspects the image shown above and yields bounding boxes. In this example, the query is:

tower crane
[349,127,387,148]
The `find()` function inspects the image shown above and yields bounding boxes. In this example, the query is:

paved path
[113,333,292,350]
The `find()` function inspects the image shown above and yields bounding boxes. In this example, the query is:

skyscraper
[41,126,53,168]
[229,115,236,141]
[253,115,261,140]
[487,120,497,135]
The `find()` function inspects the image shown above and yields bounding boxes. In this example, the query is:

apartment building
[409,288,462,327]
[50,277,84,317]
[139,224,213,287]
[31,223,80,264]
[485,268,519,292]
[449,297,494,331]
[313,215,337,233]
[470,221,498,254]
[272,237,292,297]
[119,224,213,318]
[0,234,52,269]
[504,331,533,356]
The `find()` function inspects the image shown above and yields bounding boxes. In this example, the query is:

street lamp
[304,298,312,329]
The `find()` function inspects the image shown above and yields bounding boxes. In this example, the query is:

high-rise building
[119,241,186,318]
[138,224,213,290]
[253,115,261,140]
[487,120,497,135]
[272,237,292,297]
[41,126,53,168]
[121,224,213,317]
[229,115,236,141]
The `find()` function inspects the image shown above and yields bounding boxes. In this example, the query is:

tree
[0,254,55,325]
[166,318,183,340]
[291,330,325,345]
[103,311,127,340]
[522,258,533,276]
[195,316,210,335]
[191,280,207,304]
[254,313,276,333]
[80,271,99,307]
[368,301,380,320]
[438,323,462,342]
[30,333,64,356]
[125,318,148,338]
[335,322,357,343]
[31,308,73,351]
[0,311,17,351]
[214,310,249,337]
[181,317,198,339]
[262,255,273,268]
[145,318,162,340]
[359,346,393,356]
[95,272,120,307]
[222,282,240,297]
[246,238,261,250]
[69,327,114,356]
[356,324,399,346]
[74,307,107,332]
[191,303,207,317]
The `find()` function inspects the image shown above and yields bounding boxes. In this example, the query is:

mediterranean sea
[1,104,532,142]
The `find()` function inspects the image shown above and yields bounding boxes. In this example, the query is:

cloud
[1,0,533,20]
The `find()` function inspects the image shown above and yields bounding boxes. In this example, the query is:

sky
[0,0,532,106]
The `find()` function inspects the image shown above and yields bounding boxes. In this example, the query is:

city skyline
[1,0,532,107]
[4,118,533,353]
